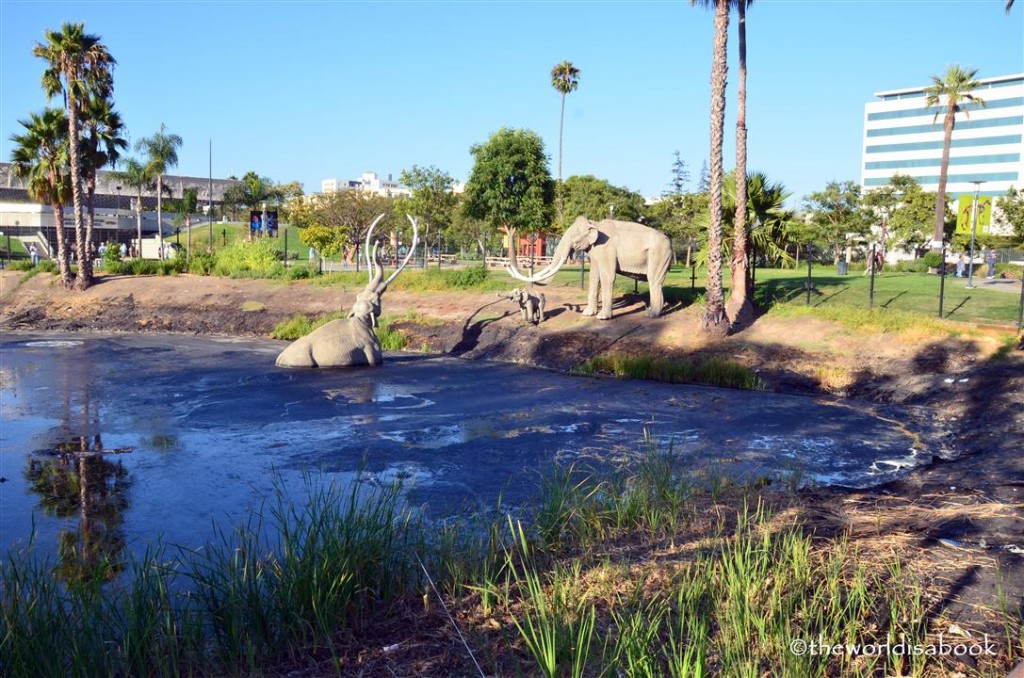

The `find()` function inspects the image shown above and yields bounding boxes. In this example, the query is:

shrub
[284,265,316,280]
[187,252,216,276]
[922,251,943,269]
[213,239,284,278]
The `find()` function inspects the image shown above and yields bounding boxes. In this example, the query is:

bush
[213,239,284,278]
[893,259,927,273]
[284,264,316,280]
[922,251,943,269]
[187,252,216,276]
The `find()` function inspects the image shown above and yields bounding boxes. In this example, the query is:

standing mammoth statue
[506,216,672,319]
[275,214,419,368]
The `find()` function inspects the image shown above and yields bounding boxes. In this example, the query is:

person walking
[29,243,39,266]
[985,247,998,279]
[955,254,966,278]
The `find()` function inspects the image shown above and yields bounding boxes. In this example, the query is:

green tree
[803,180,871,263]
[296,190,395,266]
[80,96,126,277]
[994,186,1024,245]
[176,187,198,256]
[924,65,985,248]
[864,174,950,256]
[691,0,730,337]
[34,22,115,290]
[397,165,458,259]
[464,128,553,249]
[727,0,756,325]
[551,60,580,230]
[136,124,183,257]
[111,157,154,258]
[9,108,73,286]
[449,198,494,258]
[561,175,646,224]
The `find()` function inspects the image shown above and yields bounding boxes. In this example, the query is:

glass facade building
[861,73,1023,199]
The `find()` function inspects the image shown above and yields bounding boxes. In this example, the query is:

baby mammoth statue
[498,287,546,324]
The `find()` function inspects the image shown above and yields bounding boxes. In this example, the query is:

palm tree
[136,124,183,258]
[727,0,755,326]
[9,109,73,287]
[34,22,115,290]
[80,96,126,274]
[924,65,985,248]
[692,0,730,337]
[551,61,580,230]
[112,157,154,257]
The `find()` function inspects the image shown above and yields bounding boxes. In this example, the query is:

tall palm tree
[34,22,115,290]
[727,0,755,326]
[136,124,183,258]
[551,61,580,230]
[9,109,74,287]
[924,64,985,248]
[692,0,730,337]
[112,157,154,257]
[80,96,127,274]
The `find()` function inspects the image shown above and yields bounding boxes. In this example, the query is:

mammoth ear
[574,227,599,251]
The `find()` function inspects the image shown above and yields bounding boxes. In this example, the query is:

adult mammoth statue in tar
[275,214,419,368]
[507,216,672,319]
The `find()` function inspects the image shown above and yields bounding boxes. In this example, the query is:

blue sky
[1,1,1021,207]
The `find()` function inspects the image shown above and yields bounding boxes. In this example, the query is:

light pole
[964,181,985,290]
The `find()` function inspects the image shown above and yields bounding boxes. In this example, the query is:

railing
[485,256,554,270]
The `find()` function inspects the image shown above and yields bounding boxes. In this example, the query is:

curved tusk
[380,215,420,290]
[364,213,386,284]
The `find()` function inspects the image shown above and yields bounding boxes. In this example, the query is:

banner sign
[956,194,993,234]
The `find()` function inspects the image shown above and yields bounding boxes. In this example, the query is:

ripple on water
[22,340,85,348]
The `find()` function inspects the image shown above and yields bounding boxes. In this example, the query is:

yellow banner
[956,194,993,234]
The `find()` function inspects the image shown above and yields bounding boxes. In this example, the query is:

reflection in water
[26,444,131,581]
[21,341,134,582]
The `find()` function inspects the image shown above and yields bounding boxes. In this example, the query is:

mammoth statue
[275,214,419,368]
[498,287,546,324]
[507,216,672,319]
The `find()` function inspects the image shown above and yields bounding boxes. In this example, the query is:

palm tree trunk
[135,192,143,258]
[52,202,73,287]
[702,0,730,337]
[84,179,97,280]
[727,0,753,326]
[557,93,566,229]
[156,174,164,258]
[68,95,91,291]
[933,106,956,247]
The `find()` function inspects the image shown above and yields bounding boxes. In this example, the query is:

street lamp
[965,181,985,290]
[116,185,122,215]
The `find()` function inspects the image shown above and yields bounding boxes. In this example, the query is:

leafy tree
[9,108,73,286]
[177,187,198,255]
[397,165,457,258]
[690,0,731,337]
[863,174,951,256]
[34,22,115,290]
[111,157,154,257]
[136,124,183,257]
[924,65,985,248]
[698,160,710,193]
[464,128,553,248]
[646,193,707,266]
[551,60,580,229]
[449,198,494,258]
[561,175,645,224]
[803,180,871,263]
[994,186,1024,245]
[294,190,395,266]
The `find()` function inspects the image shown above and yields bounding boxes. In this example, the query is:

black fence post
[938,242,947,319]
[869,243,877,309]
[690,260,696,293]
[1017,272,1024,332]
[806,246,813,306]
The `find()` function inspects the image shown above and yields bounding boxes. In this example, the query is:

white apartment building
[861,73,1023,200]
[320,171,411,198]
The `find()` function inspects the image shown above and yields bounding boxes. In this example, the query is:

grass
[270,311,408,350]
[574,353,765,390]
[1,449,1020,676]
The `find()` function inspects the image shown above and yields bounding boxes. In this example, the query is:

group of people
[26,240,141,267]
[954,247,999,279]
